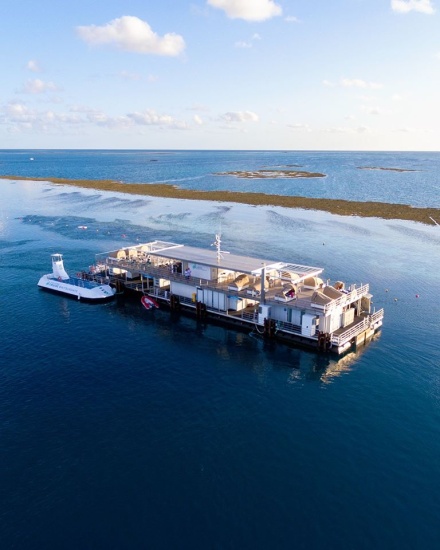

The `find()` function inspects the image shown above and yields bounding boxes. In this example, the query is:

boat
[38,253,116,301]
[95,237,384,355]
[142,295,159,309]
[141,295,159,310]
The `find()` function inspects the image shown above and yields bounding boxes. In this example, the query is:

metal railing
[275,320,302,335]
[320,283,370,313]
[369,309,384,325]
[331,308,384,346]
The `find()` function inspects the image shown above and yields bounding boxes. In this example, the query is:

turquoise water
[1,151,440,549]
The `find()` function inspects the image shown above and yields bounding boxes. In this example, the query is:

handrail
[331,318,369,345]
[275,320,302,335]
[370,309,384,324]
[322,283,370,313]
[331,308,384,345]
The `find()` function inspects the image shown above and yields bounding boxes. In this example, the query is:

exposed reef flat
[2,175,439,225]
[216,169,325,178]
[358,166,418,172]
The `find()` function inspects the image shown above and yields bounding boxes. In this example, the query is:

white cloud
[76,16,185,56]
[187,103,211,112]
[207,0,282,21]
[361,105,391,115]
[26,60,41,72]
[235,41,252,48]
[0,102,83,132]
[4,102,29,118]
[341,78,383,89]
[287,123,311,132]
[325,125,370,134]
[234,32,261,48]
[325,126,352,134]
[120,70,142,81]
[323,79,382,90]
[19,79,58,94]
[127,109,189,129]
[193,114,203,125]
[285,15,300,23]
[391,0,435,14]
[221,110,259,122]
[0,102,191,133]
[358,95,377,101]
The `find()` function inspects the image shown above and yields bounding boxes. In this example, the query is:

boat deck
[52,276,106,289]
[106,257,372,317]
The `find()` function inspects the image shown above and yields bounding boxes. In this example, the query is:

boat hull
[38,275,116,302]
[141,295,159,310]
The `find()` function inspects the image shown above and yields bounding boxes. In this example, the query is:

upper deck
[98,239,324,282]
[98,240,370,314]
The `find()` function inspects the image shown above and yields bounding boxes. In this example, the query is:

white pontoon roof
[100,240,323,279]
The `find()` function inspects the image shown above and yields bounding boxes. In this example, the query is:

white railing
[241,310,258,322]
[331,308,384,346]
[369,309,384,325]
[276,320,302,335]
[331,318,369,345]
[322,283,370,313]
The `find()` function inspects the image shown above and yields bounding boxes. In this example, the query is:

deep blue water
[1,152,440,549]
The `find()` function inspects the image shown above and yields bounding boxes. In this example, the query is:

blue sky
[1,0,439,150]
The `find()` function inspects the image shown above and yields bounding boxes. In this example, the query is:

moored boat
[141,295,159,310]
[38,253,116,301]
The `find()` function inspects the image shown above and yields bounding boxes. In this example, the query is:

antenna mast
[211,233,229,262]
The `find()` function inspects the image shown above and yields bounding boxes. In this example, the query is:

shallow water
[1,168,440,549]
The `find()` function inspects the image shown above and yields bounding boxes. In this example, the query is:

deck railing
[275,320,302,335]
[331,308,384,346]
[320,283,370,313]
[369,309,384,325]
[107,258,214,287]
[331,318,369,346]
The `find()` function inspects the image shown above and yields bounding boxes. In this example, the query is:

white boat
[38,253,116,301]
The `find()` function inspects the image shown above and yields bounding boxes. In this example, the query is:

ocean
[0,150,439,549]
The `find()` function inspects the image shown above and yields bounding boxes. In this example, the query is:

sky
[1,0,440,150]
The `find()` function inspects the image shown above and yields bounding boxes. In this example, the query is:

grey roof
[125,240,323,278]
[165,245,277,274]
